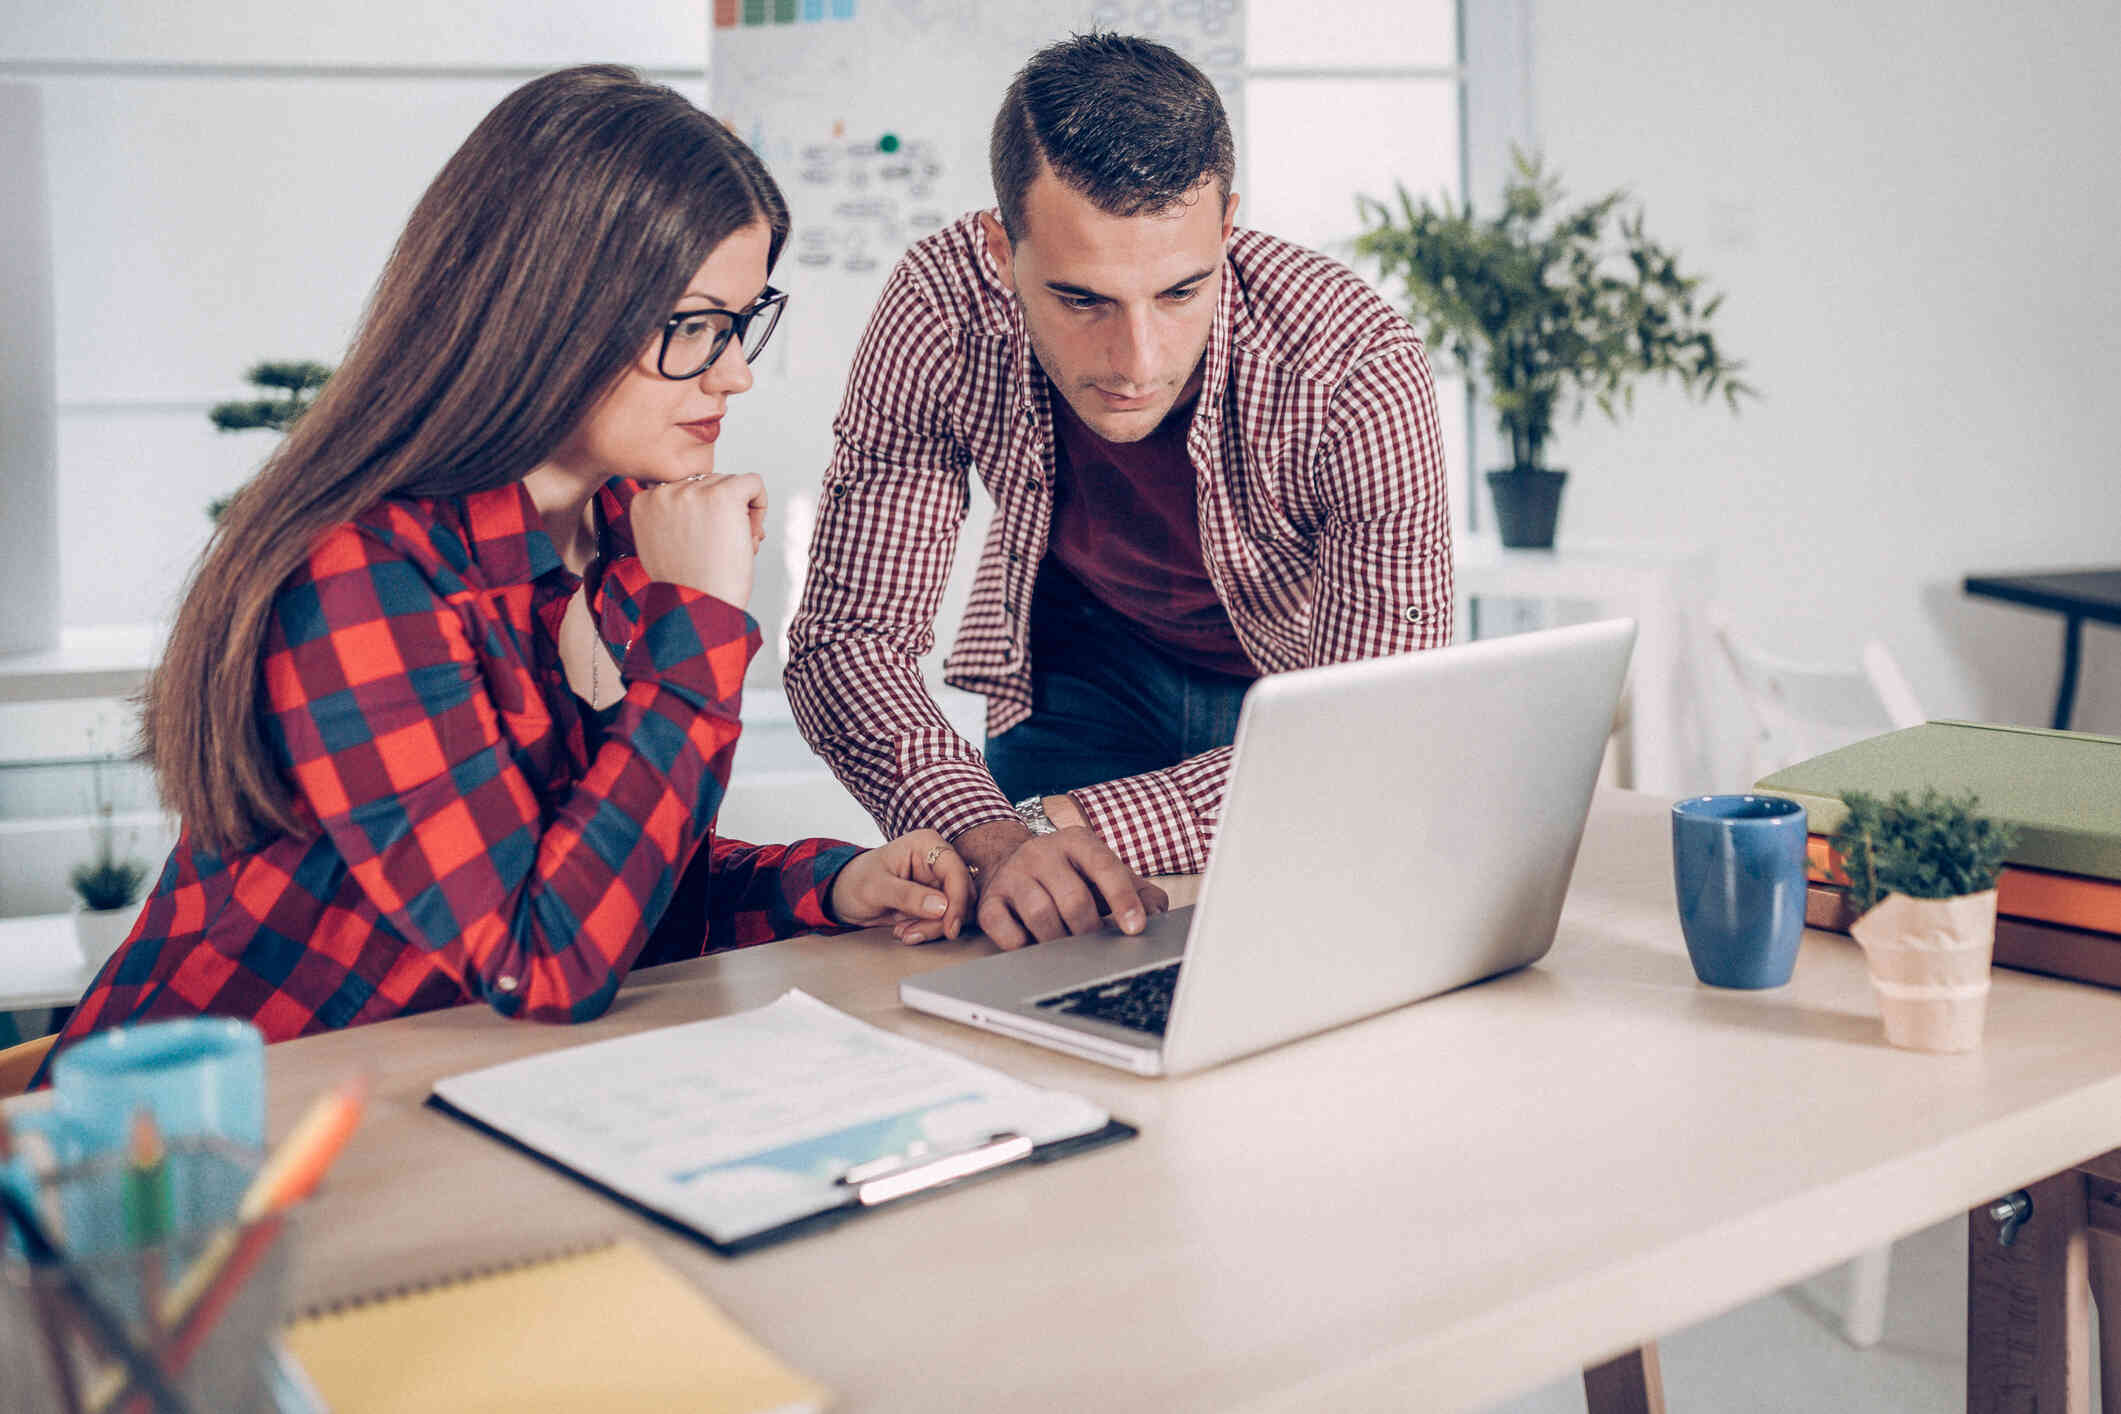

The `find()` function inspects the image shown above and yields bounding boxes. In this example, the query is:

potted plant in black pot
[70,754,149,971]
[1354,152,1756,547]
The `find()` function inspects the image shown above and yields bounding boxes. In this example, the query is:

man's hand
[906,798,1168,949]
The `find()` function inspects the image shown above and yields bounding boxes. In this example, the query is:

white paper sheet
[431,991,1110,1244]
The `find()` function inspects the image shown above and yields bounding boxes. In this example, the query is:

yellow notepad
[282,1238,830,1413]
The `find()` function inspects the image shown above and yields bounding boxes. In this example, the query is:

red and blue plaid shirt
[46,479,858,1070]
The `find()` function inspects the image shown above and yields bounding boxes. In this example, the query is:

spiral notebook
[280,1238,828,1412]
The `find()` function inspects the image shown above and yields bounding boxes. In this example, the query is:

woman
[43,66,971,1066]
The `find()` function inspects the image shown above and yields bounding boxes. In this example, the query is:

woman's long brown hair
[147,65,789,856]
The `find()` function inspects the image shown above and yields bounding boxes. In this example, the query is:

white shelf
[0,624,161,704]
[1454,535,1718,795]
[0,912,94,1012]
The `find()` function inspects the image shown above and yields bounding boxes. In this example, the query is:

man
[787,33,1452,949]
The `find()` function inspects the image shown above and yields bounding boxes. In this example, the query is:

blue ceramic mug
[1,1018,265,1249]
[47,1016,267,1157]
[1671,794,1808,989]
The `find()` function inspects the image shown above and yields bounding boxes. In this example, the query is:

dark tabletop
[1963,569,2121,624]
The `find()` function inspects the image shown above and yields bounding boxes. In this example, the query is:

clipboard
[425,991,1136,1256]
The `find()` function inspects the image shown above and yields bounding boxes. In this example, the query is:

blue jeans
[985,566,1252,802]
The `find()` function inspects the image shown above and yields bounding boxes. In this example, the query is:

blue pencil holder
[1671,794,1809,990]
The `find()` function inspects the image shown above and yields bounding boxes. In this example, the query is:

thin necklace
[587,594,632,712]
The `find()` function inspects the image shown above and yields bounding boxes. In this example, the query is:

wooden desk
[257,791,2121,1412]
[1963,569,2121,731]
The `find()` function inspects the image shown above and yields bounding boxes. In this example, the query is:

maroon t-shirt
[1043,385,1259,680]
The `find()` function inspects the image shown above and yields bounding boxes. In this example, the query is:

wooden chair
[1710,608,1925,1349]
[0,1032,56,1099]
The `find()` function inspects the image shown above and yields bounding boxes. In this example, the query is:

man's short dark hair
[989,33,1235,243]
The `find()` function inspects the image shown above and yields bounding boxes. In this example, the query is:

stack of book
[1755,721,2121,988]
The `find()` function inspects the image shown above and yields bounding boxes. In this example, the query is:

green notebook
[1754,721,2121,882]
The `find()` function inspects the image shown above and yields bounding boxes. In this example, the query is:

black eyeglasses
[656,286,787,380]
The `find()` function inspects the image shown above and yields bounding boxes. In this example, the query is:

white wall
[0,83,59,655]
[1528,0,2121,764]
[1,1,708,633]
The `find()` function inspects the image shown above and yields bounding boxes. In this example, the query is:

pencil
[123,1110,171,1352]
[237,1074,369,1222]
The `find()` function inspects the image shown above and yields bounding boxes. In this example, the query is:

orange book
[1807,835,2121,935]
[1807,883,2121,990]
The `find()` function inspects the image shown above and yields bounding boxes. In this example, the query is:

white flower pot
[72,903,138,972]
[1849,890,1997,1053]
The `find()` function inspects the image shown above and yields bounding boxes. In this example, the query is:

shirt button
[497,975,518,992]
[1402,606,1424,624]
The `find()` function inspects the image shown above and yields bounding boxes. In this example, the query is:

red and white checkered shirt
[786,214,1453,876]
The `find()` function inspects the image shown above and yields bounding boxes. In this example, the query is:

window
[1240,0,1470,534]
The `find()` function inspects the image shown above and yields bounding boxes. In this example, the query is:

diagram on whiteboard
[787,130,950,276]
[715,0,1245,292]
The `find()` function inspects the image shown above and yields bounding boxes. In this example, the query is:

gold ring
[924,844,946,868]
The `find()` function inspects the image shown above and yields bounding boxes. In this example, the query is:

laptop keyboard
[1034,961,1183,1037]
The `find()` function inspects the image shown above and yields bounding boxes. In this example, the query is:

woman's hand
[829,830,977,943]
[630,473,767,609]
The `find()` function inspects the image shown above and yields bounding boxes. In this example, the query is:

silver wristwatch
[1013,794,1060,836]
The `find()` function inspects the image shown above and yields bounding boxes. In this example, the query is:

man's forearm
[952,795,1087,878]
[953,817,1034,880]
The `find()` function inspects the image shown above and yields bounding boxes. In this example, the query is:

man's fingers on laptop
[977,891,1033,950]
[1041,865,1104,938]
[1062,834,1150,934]
[1089,873,1169,925]
[1006,884,1071,946]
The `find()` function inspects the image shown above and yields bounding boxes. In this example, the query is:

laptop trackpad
[916,906,1194,1008]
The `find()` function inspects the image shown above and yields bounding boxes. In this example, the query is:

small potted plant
[69,755,149,970]
[1831,788,2017,1053]
[1353,151,1755,547]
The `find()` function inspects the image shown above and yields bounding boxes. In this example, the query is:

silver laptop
[900,617,1638,1077]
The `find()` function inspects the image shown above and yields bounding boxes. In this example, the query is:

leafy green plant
[1831,788,2018,916]
[1353,151,1756,473]
[206,360,333,521]
[209,360,331,434]
[70,752,148,912]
